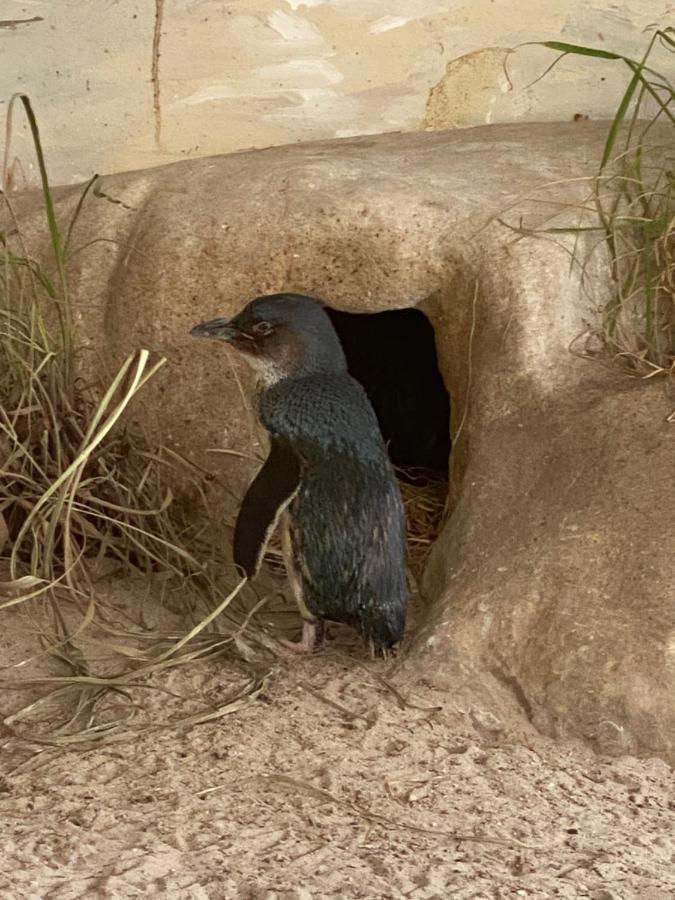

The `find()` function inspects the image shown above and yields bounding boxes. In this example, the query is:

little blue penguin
[190,292,408,656]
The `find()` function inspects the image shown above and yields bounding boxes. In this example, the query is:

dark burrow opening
[326,306,451,576]
[327,307,451,473]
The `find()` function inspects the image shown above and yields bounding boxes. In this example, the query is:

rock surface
[11,121,675,761]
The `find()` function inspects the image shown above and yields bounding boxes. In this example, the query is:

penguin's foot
[279,620,321,654]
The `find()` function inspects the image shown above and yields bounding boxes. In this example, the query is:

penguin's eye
[252,320,274,336]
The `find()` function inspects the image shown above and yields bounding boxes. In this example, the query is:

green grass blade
[14,95,64,269]
[64,174,99,258]
[600,69,642,169]
[540,41,622,60]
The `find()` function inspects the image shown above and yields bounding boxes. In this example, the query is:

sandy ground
[1,579,674,900]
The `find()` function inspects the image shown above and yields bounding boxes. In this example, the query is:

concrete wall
[1,0,671,188]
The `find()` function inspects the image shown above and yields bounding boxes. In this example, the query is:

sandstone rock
[10,122,675,762]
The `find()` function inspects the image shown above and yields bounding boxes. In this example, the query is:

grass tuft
[1,95,271,759]
[538,30,675,375]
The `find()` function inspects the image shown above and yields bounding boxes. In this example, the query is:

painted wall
[1,0,672,188]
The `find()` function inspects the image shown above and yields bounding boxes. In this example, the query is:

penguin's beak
[190,317,247,341]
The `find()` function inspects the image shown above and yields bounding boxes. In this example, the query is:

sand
[1,586,674,900]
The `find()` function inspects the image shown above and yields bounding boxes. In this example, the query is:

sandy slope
[1,624,674,900]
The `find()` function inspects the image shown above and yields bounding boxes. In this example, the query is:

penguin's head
[191,293,347,385]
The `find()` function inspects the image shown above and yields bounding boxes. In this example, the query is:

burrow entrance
[326,307,451,576]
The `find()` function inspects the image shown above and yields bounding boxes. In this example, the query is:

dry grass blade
[3,673,269,755]
[255,773,552,850]
[151,576,248,663]
[298,680,374,725]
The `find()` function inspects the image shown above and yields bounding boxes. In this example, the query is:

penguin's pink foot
[279,621,322,654]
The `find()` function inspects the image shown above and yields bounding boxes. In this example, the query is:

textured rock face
[12,122,675,762]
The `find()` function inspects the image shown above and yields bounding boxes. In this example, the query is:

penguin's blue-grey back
[261,372,407,652]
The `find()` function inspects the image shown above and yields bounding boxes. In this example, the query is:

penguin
[191,292,408,656]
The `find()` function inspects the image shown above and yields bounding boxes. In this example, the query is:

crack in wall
[0,17,43,28]
[152,0,165,149]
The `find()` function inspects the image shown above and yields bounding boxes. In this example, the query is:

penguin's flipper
[233,436,301,578]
